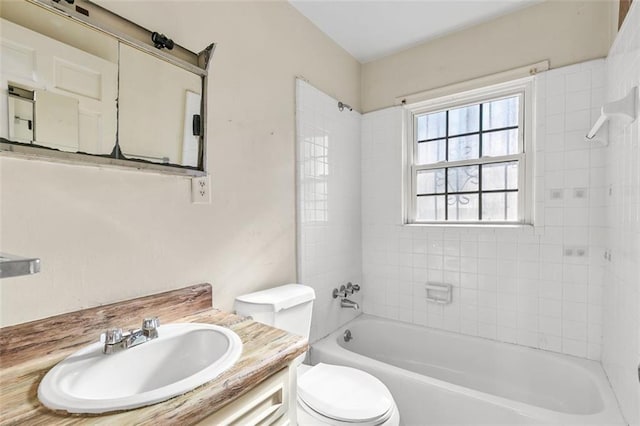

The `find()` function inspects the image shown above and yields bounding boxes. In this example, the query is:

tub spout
[341,298,359,310]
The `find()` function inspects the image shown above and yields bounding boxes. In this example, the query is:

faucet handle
[102,328,123,344]
[346,282,361,294]
[142,317,160,338]
[332,285,347,299]
[142,317,160,331]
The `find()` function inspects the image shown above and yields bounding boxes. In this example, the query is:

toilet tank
[234,284,315,339]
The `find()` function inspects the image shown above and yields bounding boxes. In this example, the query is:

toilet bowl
[234,284,400,426]
[296,363,400,426]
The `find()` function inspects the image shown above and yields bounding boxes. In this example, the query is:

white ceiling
[289,0,541,63]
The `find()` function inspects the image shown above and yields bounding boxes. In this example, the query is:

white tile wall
[361,60,608,361]
[603,3,640,424]
[298,27,638,419]
[296,79,362,343]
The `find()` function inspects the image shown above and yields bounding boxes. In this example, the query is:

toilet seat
[297,363,395,425]
[298,395,395,426]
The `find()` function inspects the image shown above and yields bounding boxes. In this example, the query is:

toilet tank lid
[235,284,315,312]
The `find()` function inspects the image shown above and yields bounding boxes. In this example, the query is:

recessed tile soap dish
[425,283,453,305]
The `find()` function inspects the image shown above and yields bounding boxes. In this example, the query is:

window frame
[404,77,535,225]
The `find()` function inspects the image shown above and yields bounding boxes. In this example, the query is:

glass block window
[407,82,532,224]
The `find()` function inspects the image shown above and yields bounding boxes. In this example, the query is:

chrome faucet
[101,317,160,354]
[340,298,359,310]
[332,282,361,310]
[332,282,361,298]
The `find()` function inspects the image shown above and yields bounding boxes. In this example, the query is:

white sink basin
[38,323,243,413]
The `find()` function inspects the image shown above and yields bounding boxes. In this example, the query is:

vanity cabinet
[195,364,296,426]
[0,285,308,425]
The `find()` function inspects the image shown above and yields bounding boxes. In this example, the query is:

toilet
[235,284,400,426]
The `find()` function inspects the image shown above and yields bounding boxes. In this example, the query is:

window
[405,79,533,224]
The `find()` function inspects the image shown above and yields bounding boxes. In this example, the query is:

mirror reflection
[7,86,34,143]
[1,16,118,155]
[118,43,202,167]
[0,0,210,173]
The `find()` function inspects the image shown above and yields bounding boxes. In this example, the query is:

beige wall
[0,1,360,326]
[361,0,614,112]
[0,0,616,327]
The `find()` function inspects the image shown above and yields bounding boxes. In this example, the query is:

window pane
[482,192,518,221]
[417,195,445,221]
[447,194,479,221]
[482,96,519,130]
[447,165,479,193]
[482,162,518,191]
[448,134,479,162]
[417,111,446,141]
[410,91,525,224]
[482,129,519,157]
[448,104,479,136]
[417,169,445,194]
[417,140,445,165]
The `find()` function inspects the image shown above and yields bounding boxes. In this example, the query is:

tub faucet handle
[346,282,360,294]
[332,285,347,298]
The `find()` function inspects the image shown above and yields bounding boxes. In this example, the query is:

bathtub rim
[310,314,625,425]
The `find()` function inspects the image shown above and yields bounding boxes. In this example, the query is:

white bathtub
[310,315,624,425]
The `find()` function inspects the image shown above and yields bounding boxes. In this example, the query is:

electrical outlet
[191,176,211,204]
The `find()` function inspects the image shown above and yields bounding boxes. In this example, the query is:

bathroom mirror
[0,0,214,176]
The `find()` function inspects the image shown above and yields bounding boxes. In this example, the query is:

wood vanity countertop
[0,284,308,425]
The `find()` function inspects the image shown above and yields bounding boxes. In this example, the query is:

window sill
[403,222,534,229]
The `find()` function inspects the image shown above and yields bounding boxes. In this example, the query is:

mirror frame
[0,0,214,177]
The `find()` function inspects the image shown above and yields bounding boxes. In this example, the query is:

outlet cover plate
[191,176,211,204]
